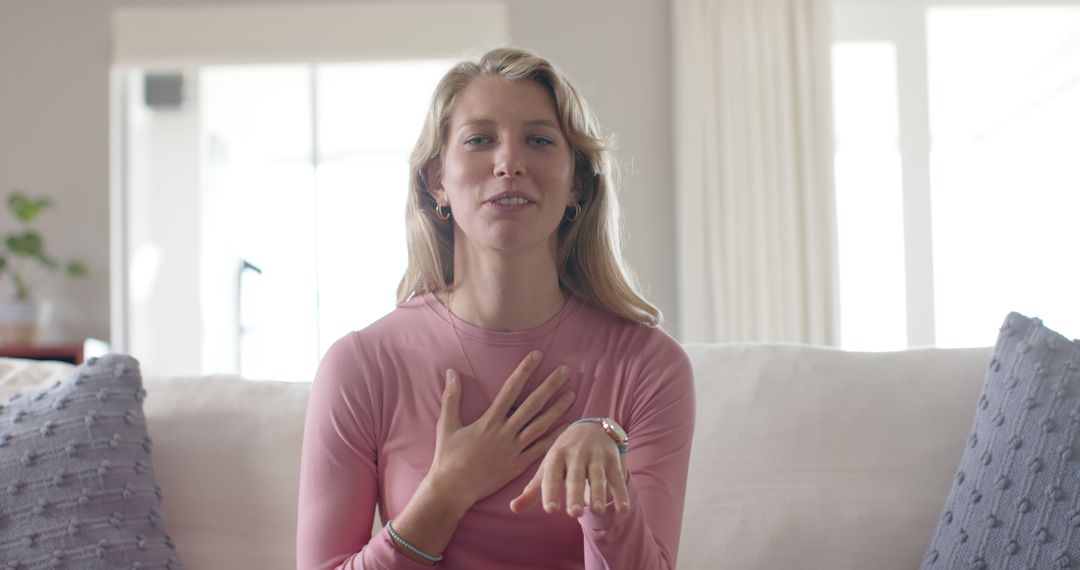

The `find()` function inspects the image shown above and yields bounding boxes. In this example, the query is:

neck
[444,241,566,332]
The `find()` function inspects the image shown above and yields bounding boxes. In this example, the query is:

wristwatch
[572,417,629,454]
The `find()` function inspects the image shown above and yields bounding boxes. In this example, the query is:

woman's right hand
[425,350,576,510]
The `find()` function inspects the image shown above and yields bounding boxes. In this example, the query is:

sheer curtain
[674,0,839,344]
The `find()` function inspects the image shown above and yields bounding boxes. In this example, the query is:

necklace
[445,289,571,387]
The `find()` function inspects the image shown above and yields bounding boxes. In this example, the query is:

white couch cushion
[678,343,992,570]
[142,375,309,570]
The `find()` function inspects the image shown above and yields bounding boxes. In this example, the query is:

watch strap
[570,417,629,454]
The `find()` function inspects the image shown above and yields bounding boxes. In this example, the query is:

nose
[493,141,526,178]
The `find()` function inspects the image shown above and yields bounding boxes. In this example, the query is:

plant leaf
[6,232,44,257]
[66,260,88,277]
[7,193,29,216]
[5,235,27,257]
[7,192,52,223]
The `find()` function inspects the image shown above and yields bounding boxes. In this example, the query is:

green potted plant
[0,192,87,345]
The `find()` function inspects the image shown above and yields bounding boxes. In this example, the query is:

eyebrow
[456,118,560,130]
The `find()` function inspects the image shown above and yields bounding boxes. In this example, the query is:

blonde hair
[396,47,660,326]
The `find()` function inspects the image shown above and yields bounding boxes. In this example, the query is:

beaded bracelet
[386,520,443,563]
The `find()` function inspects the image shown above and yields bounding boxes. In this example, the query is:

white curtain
[674,0,839,345]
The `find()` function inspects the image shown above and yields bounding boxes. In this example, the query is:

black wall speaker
[144,72,184,109]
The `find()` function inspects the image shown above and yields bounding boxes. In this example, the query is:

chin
[480,229,556,255]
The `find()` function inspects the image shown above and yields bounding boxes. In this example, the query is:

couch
[0,343,995,569]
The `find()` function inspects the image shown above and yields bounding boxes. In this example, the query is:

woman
[297,47,695,569]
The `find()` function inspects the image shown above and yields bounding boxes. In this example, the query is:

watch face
[602,418,628,444]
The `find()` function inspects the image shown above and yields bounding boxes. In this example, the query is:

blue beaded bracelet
[386,520,443,563]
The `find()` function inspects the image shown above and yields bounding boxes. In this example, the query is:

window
[121,60,451,380]
[927,6,1080,347]
[831,42,908,351]
[832,1,1080,350]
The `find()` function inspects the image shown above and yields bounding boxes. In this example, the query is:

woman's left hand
[509,422,630,517]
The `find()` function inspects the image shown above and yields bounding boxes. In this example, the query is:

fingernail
[559,365,569,377]
[532,351,542,362]
[569,504,582,516]
[446,370,455,383]
[593,500,604,510]
[565,390,576,401]
[545,501,558,512]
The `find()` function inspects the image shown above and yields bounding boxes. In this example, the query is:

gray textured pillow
[922,313,1080,569]
[0,354,182,569]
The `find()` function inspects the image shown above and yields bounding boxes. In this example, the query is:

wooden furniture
[0,343,85,364]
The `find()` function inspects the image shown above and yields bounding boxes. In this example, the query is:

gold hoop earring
[436,203,451,220]
[564,202,581,222]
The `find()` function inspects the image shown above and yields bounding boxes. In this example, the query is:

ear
[570,165,593,207]
[424,162,446,203]
[568,180,583,208]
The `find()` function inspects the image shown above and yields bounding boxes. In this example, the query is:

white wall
[0,0,678,343]
[503,0,677,332]
[0,0,113,343]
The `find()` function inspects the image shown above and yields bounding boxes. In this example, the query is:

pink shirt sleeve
[577,336,696,570]
[296,335,432,570]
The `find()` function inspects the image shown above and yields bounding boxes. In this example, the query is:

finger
[519,424,566,467]
[509,467,544,514]
[564,457,587,517]
[588,462,607,514]
[541,454,566,514]
[515,390,575,446]
[488,351,543,419]
[436,369,462,433]
[608,455,631,513]
[506,365,570,433]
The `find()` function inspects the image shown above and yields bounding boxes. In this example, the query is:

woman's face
[431,76,576,256]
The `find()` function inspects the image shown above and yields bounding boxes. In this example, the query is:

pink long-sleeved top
[297,293,695,570]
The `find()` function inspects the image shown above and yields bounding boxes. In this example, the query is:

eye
[464,135,492,146]
[528,136,555,146]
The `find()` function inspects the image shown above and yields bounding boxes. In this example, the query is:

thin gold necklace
[445,288,570,385]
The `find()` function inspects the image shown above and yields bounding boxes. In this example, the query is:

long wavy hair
[396,47,660,326]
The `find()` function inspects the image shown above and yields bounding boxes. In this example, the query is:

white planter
[0,298,47,345]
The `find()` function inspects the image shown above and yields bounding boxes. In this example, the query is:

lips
[485,191,536,205]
